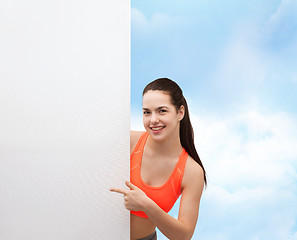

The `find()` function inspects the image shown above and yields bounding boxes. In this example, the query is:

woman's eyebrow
[142,106,169,111]
[157,106,169,110]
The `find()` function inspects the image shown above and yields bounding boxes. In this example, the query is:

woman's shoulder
[130,131,145,142]
[130,131,146,154]
[181,155,205,192]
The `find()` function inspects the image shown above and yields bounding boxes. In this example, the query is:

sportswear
[130,132,188,218]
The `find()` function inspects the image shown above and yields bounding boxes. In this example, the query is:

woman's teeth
[152,126,164,131]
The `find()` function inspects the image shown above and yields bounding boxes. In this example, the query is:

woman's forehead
[142,90,171,107]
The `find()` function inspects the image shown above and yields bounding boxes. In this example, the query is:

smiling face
[142,90,184,142]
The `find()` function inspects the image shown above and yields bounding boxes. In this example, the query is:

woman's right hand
[110,181,152,212]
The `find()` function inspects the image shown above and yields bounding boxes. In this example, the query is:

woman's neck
[146,130,183,157]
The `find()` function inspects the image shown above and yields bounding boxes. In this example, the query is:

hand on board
[110,181,149,211]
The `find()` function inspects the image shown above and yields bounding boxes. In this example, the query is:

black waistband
[137,231,157,240]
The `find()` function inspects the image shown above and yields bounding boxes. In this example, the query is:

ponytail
[180,97,207,186]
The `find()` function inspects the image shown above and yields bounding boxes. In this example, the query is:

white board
[0,0,130,239]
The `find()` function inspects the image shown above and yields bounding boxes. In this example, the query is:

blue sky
[131,0,297,239]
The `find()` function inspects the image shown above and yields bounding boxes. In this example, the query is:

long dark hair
[143,78,207,186]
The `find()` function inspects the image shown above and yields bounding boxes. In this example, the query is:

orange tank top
[130,132,188,218]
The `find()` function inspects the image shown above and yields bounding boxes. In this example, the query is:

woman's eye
[143,111,150,115]
[160,109,166,113]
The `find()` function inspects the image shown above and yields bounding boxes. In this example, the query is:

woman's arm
[143,157,204,240]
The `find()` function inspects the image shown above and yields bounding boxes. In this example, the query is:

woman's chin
[148,130,168,142]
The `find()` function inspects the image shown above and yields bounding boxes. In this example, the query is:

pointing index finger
[109,188,128,195]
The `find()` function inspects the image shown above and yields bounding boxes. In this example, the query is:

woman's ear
[178,105,185,121]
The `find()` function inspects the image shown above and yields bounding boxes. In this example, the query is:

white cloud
[194,110,297,187]
[190,109,297,239]
[288,231,297,240]
[265,0,297,56]
[210,0,297,92]
[131,8,148,34]
[210,34,269,99]
[131,8,182,37]
[269,0,297,24]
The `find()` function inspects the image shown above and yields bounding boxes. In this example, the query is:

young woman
[110,78,206,240]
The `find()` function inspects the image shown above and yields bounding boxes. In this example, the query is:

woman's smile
[150,126,165,133]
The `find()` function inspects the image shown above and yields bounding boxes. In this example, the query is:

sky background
[131,0,297,239]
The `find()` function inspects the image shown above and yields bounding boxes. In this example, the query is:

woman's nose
[150,114,159,124]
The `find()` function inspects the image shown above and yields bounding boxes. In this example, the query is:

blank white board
[0,0,130,239]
